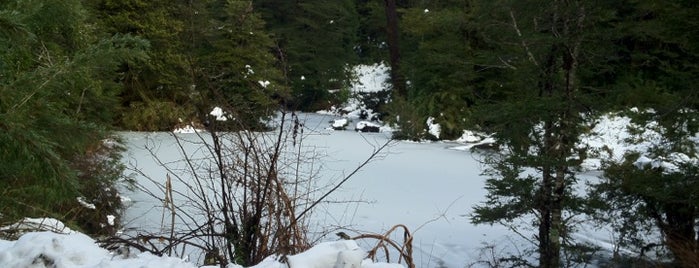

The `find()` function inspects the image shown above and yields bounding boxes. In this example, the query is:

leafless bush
[105,111,391,267]
[349,224,415,268]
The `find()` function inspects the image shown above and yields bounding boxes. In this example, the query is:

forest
[1,0,698,267]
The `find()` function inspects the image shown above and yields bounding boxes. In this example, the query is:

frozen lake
[119,113,605,267]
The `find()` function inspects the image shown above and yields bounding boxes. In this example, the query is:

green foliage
[89,0,287,130]
[355,0,388,62]
[593,153,699,265]
[195,0,288,130]
[585,1,699,266]
[398,2,479,140]
[120,101,191,131]
[0,0,145,235]
[467,1,614,266]
[386,98,429,141]
[255,0,360,110]
[87,0,194,130]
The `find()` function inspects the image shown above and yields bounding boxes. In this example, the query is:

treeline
[1,0,698,266]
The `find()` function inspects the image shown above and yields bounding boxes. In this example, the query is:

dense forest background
[1,0,697,267]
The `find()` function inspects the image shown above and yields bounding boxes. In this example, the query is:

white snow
[0,226,403,268]
[356,121,383,132]
[106,215,116,226]
[172,124,203,134]
[332,118,349,129]
[426,117,440,139]
[580,109,699,173]
[352,63,390,93]
[77,196,96,210]
[316,63,392,131]
[0,231,197,268]
[210,107,228,121]
[0,218,74,235]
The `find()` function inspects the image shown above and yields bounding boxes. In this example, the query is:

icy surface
[118,113,508,268]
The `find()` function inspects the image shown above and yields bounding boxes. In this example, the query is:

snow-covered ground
[0,221,401,268]
[116,113,512,268]
[2,63,695,268]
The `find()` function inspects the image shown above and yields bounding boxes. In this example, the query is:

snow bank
[0,222,403,268]
[0,218,74,236]
[0,231,195,268]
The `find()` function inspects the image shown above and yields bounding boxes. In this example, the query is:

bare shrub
[351,224,416,268]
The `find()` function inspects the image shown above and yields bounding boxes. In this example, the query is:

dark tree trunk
[383,0,406,97]
[660,204,698,268]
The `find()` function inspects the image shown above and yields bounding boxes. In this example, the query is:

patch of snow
[76,196,96,210]
[172,125,204,134]
[107,215,116,226]
[0,231,195,268]
[0,218,74,235]
[287,240,363,268]
[426,117,441,139]
[332,118,349,130]
[355,121,382,132]
[579,108,698,173]
[119,195,132,206]
[210,107,228,121]
[449,137,497,151]
[352,63,390,93]
[0,228,404,268]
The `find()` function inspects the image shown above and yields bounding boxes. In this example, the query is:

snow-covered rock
[356,121,382,133]
[332,118,350,130]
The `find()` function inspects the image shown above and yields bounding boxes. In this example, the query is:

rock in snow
[356,121,381,133]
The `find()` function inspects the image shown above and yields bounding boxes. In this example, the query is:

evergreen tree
[86,0,193,130]
[254,0,360,110]
[194,0,288,130]
[469,1,613,266]
[398,0,479,140]
[0,0,147,234]
[587,1,699,266]
[355,0,389,63]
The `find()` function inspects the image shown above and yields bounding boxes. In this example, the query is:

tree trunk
[661,204,698,268]
[383,0,406,97]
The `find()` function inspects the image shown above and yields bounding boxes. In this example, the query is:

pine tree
[587,1,699,266]
[87,0,194,130]
[0,0,147,233]
[398,0,479,140]
[469,1,612,266]
[194,0,288,130]
[254,0,360,110]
